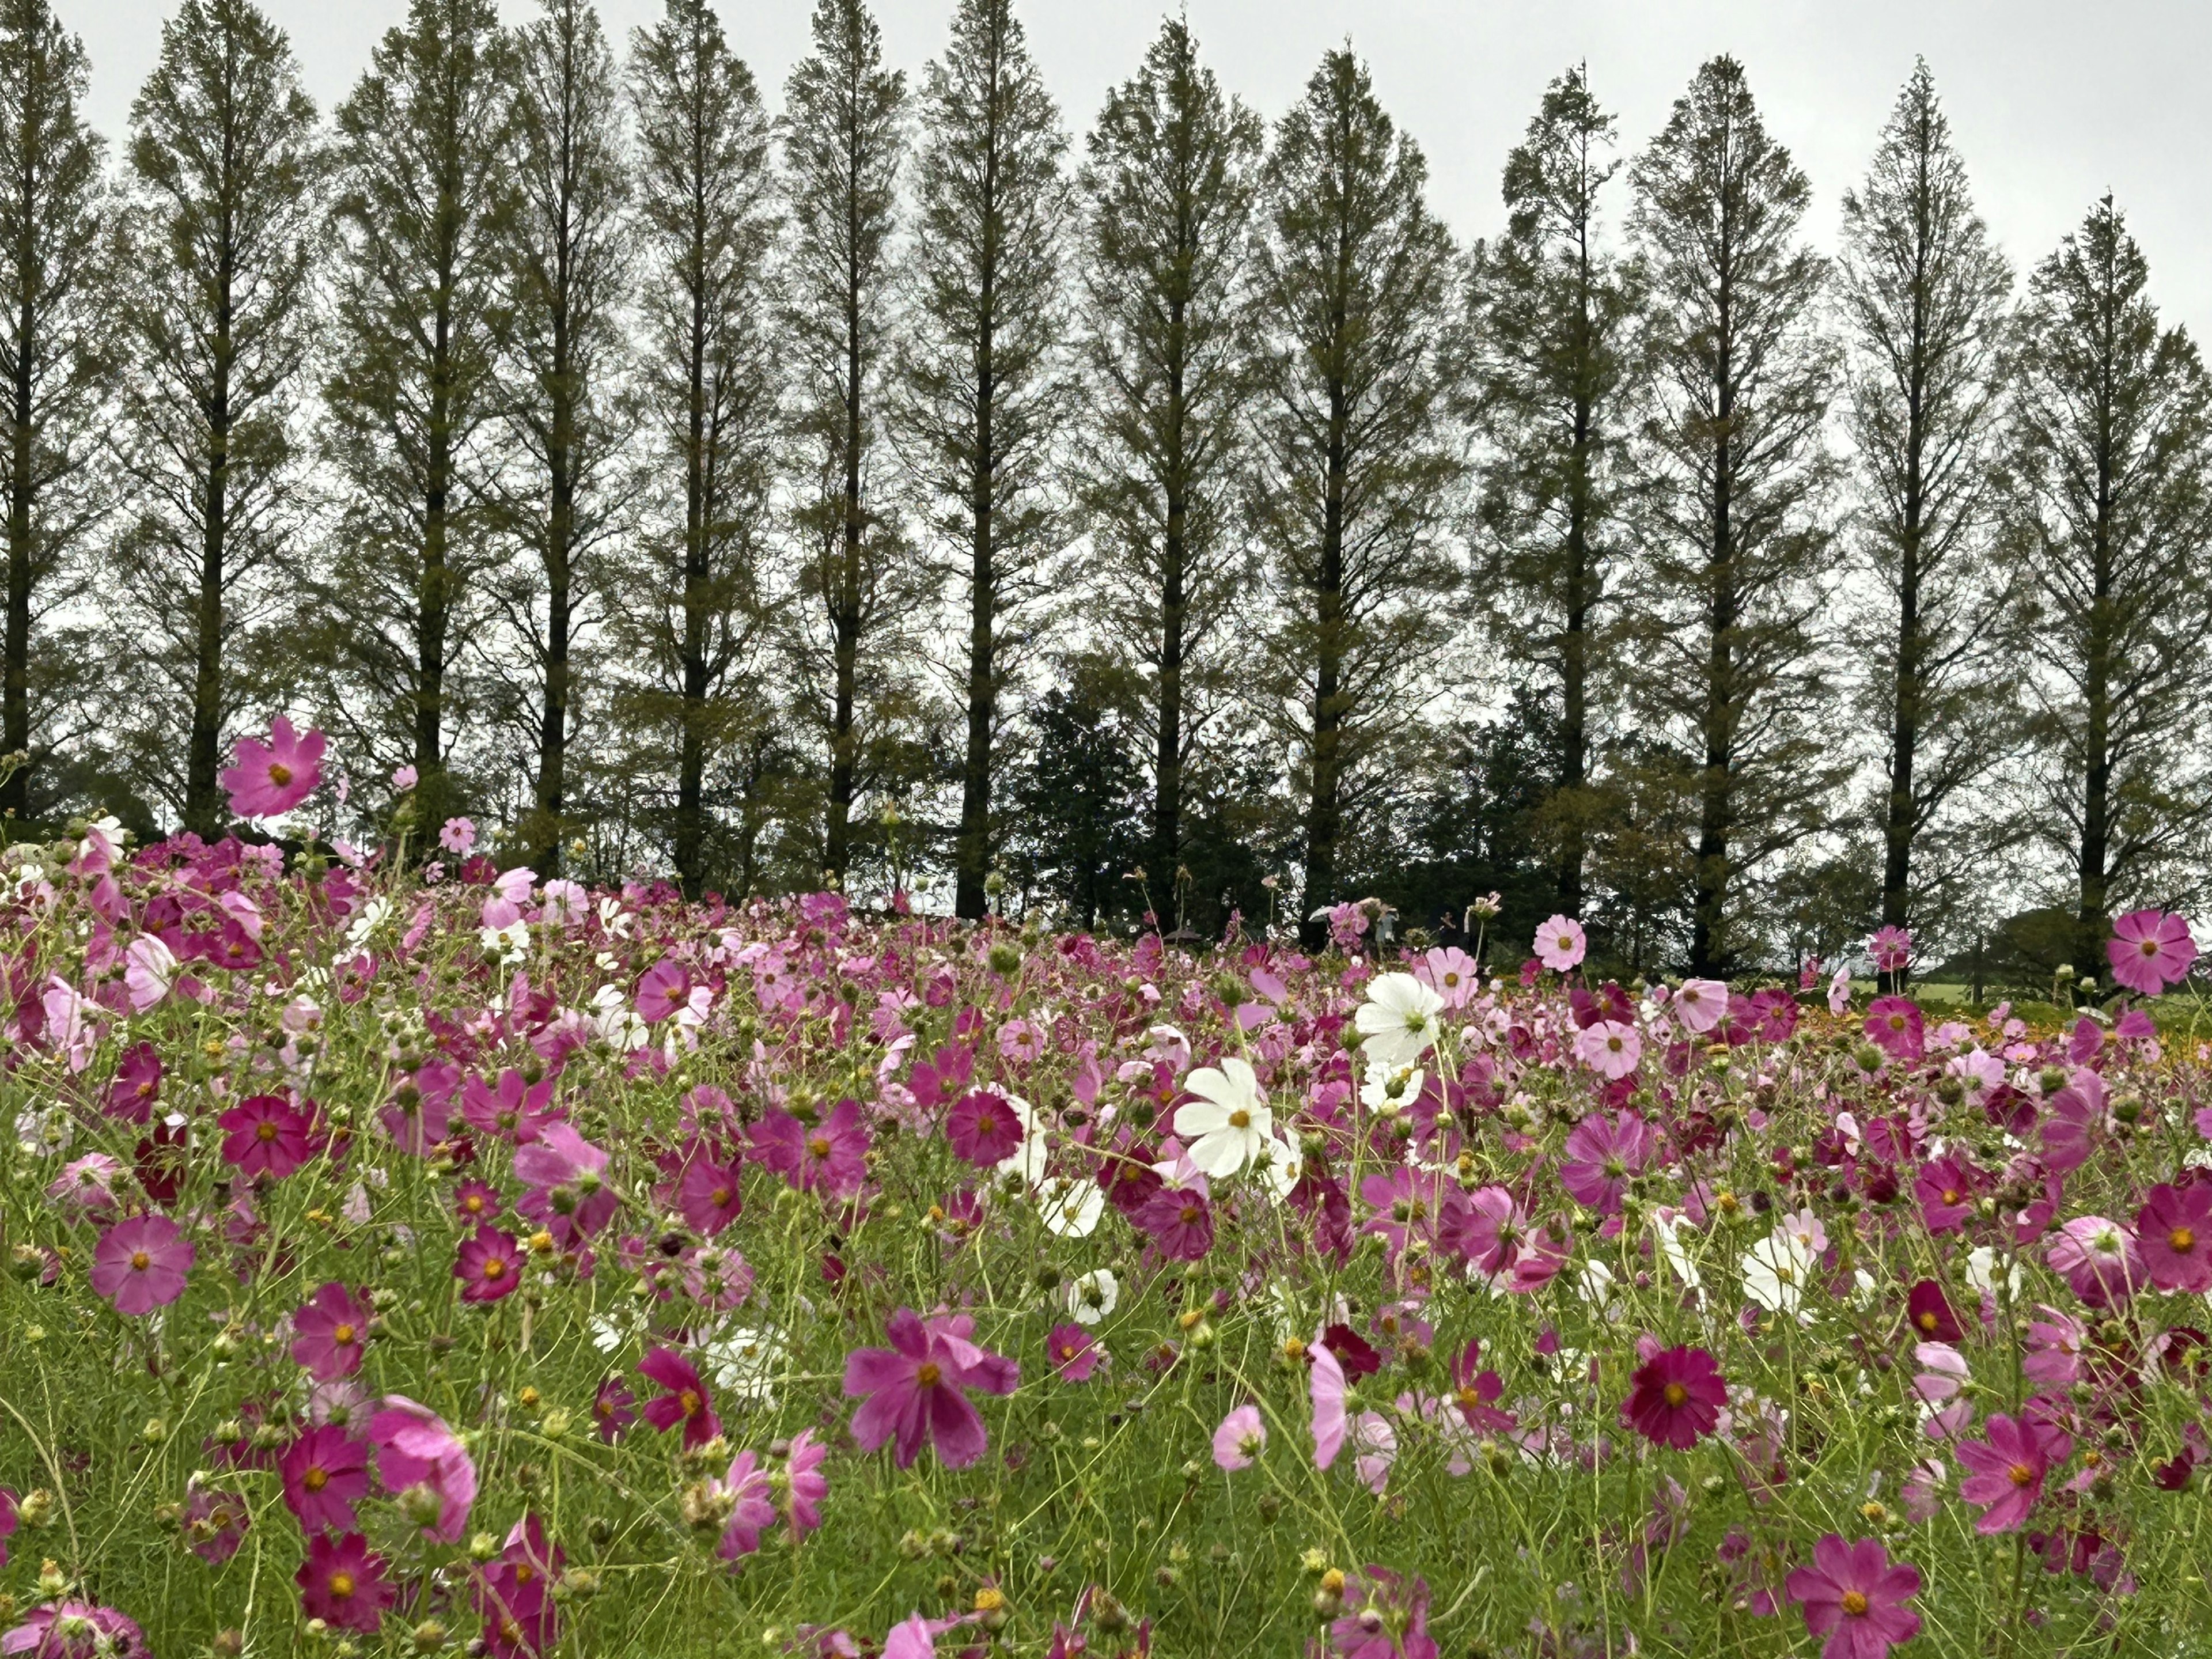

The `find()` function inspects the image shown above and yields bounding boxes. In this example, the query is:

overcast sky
[74,0,2212,330]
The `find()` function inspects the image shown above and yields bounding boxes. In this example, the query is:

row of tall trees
[10,0,2212,975]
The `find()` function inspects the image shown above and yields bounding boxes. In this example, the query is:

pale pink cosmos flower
[1213,1404,1267,1471]
[2046,1214,2142,1309]
[1574,1020,1642,1080]
[1419,945,1480,1009]
[90,1214,194,1315]
[1309,1339,1349,1468]
[1672,978,1729,1035]
[123,935,179,1013]
[368,1395,477,1541]
[1534,914,1587,972]
[438,817,477,855]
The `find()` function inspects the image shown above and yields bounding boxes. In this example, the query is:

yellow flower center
[327,1569,354,1599]
[1661,1382,1687,1408]
[916,1362,942,1387]
[1228,1109,1250,1130]
[334,1324,357,1346]
[257,1120,280,1142]
[130,1250,151,1271]
[808,1136,832,1159]
[482,1257,506,1281]
[304,1467,328,1492]
[2008,1463,2035,1487]
[679,1388,700,1416]
[2172,1226,2197,1253]
[1840,1590,1868,1616]
[268,763,293,787]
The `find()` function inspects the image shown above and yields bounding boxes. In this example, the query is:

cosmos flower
[1173,1057,1274,1178]
[222,715,324,819]
[291,1282,372,1381]
[294,1532,393,1634]
[638,1347,722,1450]
[1213,1404,1267,1471]
[1785,1535,1922,1659]
[1622,1344,1726,1451]
[2108,908,2196,996]
[1353,974,1444,1069]
[1957,1412,2070,1533]
[1534,914,1588,972]
[279,1426,372,1535]
[368,1395,476,1542]
[843,1308,1017,1469]
[90,1214,194,1316]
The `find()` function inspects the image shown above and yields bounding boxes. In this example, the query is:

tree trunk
[1,169,32,819]
[185,263,234,839]
[673,198,710,896]
[1690,256,1734,978]
[1300,339,1349,949]
[825,208,865,882]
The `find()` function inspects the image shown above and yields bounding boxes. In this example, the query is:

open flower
[454,1226,524,1302]
[1785,1534,1922,1659]
[280,1426,372,1534]
[1672,977,1729,1034]
[1173,1058,1273,1177]
[1354,974,1444,1069]
[368,1395,476,1541]
[2135,1181,2212,1292]
[1573,1019,1642,1080]
[639,1347,722,1450]
[1956,1412,2069,1533]
[291,1282,372,1381]
[843,1308,1017,1469]
[2108,908,2196,995]
[90,1214,194,1316]
[1535,914,1588,972]
[1622,1344,1726,1450]
[294,1532,393,1634]
[1214,1404,1267,1471]
[222,715,324,819]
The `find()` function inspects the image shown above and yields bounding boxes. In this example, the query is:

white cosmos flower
[1173,1057,1273,1178]
[1066,1268,1119,1325]
[1652,1211,1703,1290]
[1741,1229,1816,1315]
[703,1324,789,1402]
[1354,973,1444,1069]
[1964,1245,2024,1300]
[479,919,531,968]
[1359,1061,1424,1114]
[1035,1176,1104,1237]
[1250,1134,1304,1202]
[1575,1258,1619,1318]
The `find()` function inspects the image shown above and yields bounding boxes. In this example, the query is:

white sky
[75,0,2212,330]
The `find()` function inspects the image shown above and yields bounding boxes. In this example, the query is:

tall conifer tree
[1251,46,1460,946]
[898,0,1069,919]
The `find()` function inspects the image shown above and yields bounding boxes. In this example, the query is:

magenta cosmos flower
[1868,926,1912,974]
[639,1346,722,1449]
[1956,1412,2070,1533]
[1,1601,150,1658]
[368,1395,476,1541]
[945,1089,1027,1166]
[1328,1567,1439,1659]
[1046,1323,1101,1381]
[513,1122,618,1245]
[715,1449,777,1561]
[782,1427,830,1537]
[750,1099,870,1199]
[1785,1534,1922,1659]
[291,1282,372,1381]
[2108,908,2196,996]
[218,1093,317,1180]
[1623,1344,1726,1451]
[280,1426,372,1534]
[294,1532,393,1634]
[1863,997,1923,1063]
[90,1214,193,1315]
[1534,914,1587,972]
[843,1308,1018,1469]
[2135,1181,2212,1293]
[453,1226,525,1302]
[221,714,324,819]
[1558,1108,1653,1213]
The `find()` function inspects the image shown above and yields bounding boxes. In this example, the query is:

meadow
[2,728,2210,1658]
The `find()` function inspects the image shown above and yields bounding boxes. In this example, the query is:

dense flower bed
[2,733,2211,1657]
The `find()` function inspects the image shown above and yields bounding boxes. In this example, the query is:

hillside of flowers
[3,726,2212,1659]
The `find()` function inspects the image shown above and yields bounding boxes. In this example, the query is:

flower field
[5,740,2212,1657]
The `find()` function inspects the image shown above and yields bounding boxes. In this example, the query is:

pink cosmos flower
[90,1214,194,1315]
[592,1376,636,1442]
[47,1154,120,1217]
[454,1226,524,1302]
[1534,914,1587,972]
[222,715,324,819]
[1574,1019,1642,1080]
[453,1179,502,1224]
[784,1428,829,1536]
[2022,1306,2088,1388]
[639,1347,722,1450]
[1309,1338,1349,1468]
[677,1153,745,1235]
[478,1514,562,1659]
[1868,926,1912,974]
[945,1090,1027,1166]
[1863,997,1923,1063]
[1214,1404,1267,1471]
[749,1099,870,1199]
[513,1123,618,1245]
[2108,908,2196,996]
[123,937,178,1013]
[1047,1323,1101,1382]
[1785,1534,1922,1659]
[279,1426,372,1534]
[1137,1183,1215,1260]
[1904,1279,1961,1344]
[1,1602,150,1658]
[1672,978,1729,1035]
[2046,1214,2142,1308]
[1914,1154,1978,1234]
[2135,1181,2212,1292]
[218,1093,317,1180]
[294,1532,393,1634]
[1419,946,1480,1008]
[368,1395,477,1542]
[183,1480,251,1564]
[1330,1567,1438,1659]
[459,1068,561,1145]
[1956,1412,2069,1533]
[717,1449,777,1560]
[843,1308,1018,1469]
[291,1282,372,1380]
[635,960,691,1024]
[1623,1344,1726,1450]
[438,816,476,855]
[1558,1109,1653,1213]
[392,763,418,790]
[105,1042,162,1123]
